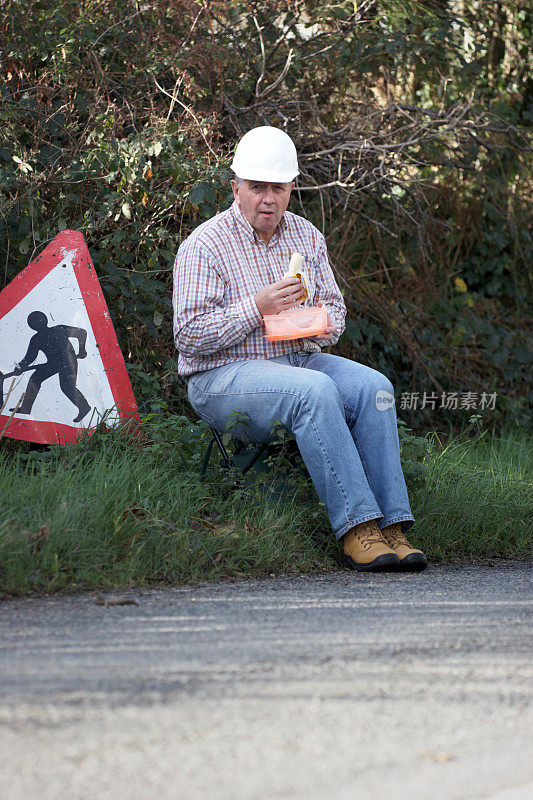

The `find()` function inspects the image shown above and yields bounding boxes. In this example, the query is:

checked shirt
[173,201,346,376]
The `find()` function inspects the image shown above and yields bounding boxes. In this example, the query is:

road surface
[0,563,531,799]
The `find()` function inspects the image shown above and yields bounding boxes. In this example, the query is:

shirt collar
[231,201,287,245]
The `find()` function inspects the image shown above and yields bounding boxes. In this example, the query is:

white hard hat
[231,126,299,183]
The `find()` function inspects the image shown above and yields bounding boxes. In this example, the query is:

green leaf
[188,183,206,206]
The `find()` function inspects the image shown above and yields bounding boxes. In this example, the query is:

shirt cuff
[239,294,263,333]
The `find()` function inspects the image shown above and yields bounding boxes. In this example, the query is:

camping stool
[200,426,274,483]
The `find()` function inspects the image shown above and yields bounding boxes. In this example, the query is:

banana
[283,252,308,302]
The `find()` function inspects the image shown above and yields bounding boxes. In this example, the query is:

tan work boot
[342,519,400,572]
[381,523,427,571]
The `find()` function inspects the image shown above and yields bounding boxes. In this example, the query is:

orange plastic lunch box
[263,305,328,341]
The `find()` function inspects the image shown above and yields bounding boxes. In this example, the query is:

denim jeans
[187,352,414,540]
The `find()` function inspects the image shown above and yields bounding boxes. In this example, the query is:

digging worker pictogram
[10,311,91,423]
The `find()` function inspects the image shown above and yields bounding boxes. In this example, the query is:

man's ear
[231,179,240,206]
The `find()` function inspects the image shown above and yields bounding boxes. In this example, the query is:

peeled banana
[284,252,308,302]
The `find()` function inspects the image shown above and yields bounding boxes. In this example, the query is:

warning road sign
[0,230,138,444]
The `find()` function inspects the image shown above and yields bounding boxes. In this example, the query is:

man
[173,126,426,572]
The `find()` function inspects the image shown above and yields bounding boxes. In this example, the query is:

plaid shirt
[173,201,346,376]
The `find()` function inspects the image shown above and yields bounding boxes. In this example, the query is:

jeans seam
[298,393,353,525]
[193,387,318,398]
[378,516,415,531]
[188,390,221,430]
[350,428,371,483]
[335,513,383,540]
[191,407,219,430]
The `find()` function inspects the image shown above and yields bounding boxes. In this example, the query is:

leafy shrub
[1,0,530,428]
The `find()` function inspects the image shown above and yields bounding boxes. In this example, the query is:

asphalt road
[0,563,531,800]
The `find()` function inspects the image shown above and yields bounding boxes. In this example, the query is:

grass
[410,432,532,561]
[0,419,531,596]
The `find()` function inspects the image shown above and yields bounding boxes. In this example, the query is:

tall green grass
[411,432,532,561]
[0,418,334,595]
[0,420,530,595]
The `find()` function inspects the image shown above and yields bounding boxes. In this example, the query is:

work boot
[342,519,400,572]
[381,523,427,572]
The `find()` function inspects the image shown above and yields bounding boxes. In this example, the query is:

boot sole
[399,553,428,572]
[342,553,400,573]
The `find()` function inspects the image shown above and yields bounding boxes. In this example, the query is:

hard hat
[231,126,299,183]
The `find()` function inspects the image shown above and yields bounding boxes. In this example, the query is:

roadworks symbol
[375,389,395,411]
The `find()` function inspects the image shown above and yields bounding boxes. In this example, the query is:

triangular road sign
[0,230,138,444]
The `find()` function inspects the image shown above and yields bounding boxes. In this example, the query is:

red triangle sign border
[0,230,139,444]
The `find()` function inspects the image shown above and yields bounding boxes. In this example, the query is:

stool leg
[211,427,233,470]
[200,437,214,482]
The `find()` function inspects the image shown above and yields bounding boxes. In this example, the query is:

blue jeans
[187,352,414,540]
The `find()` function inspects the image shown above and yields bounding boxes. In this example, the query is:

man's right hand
[254,277,305,316]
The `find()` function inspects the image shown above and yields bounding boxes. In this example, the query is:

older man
[173,126,426,572]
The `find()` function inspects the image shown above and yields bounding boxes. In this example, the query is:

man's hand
[78,349,87,359]
[254,277,305,316]
[312,301,339,340]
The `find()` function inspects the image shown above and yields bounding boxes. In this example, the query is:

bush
[1,1,531,427]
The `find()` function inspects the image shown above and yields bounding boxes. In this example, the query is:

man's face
[231,179,294,243]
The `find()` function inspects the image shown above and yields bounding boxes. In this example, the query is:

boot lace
[354,522,385,551]
[383,524,409,548]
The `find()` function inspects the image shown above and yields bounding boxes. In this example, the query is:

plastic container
[263,305,328,341]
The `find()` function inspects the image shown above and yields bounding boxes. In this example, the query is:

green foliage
[410,429,533,561]
[397,421,434,490]
[0,0,530,427]
[0,416,333,594]
[1,418,531,594]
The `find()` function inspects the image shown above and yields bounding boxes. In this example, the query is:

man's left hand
[313,301,338,340]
